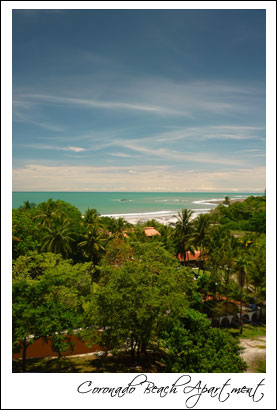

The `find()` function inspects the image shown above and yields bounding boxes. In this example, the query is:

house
[177,250,208,266]
[144,227,161,237]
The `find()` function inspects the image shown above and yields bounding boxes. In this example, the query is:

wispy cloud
[65,146,85,152]
[21,93,190,116]
[18,143,86,152]
[149,125,265,143]
[13,103,64,132]
[109,152,134,158]
[122,141,246,166]
[17,77,261,119]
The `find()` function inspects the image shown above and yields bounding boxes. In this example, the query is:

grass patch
[230,230,251,236]
[255,359,266,373]
[225,323,266,340]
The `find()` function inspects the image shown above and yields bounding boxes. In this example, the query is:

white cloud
[13,164,266,192]
[64,146,85,152]
[109,152,133,158]
[150,125,265,143]
[17,144,86,153]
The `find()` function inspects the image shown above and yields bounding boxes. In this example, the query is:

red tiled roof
[144,227,161,237]
[177,250,207,262]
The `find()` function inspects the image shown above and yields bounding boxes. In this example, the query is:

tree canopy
[12,196,265,373]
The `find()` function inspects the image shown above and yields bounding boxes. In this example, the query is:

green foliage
[12,252,93,368]
[12,208,41,258]
[132,241,179,267]
[12,251,63,281]
[84,257,188,358]
[41,216,75,257]
[171,209,195,263]
[247,234,266,300]
[102,237,133,266]
[12,276,78,364]
[78,224,106,264]
[223,196,230,206]
[35,199,82,225]
[161,309,247,372]
[213,196,266,233]
[247,210,266,233]
[12,197,266,372]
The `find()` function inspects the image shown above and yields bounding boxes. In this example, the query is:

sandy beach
[108,208,207,226]
[107,198,246,226]
[205,198,246,205]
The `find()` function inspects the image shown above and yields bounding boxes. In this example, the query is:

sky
[12,9,266,192]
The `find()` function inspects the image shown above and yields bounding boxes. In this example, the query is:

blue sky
[12,9,266,192]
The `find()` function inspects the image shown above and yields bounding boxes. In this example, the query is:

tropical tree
[12,253,92,371]
[223,196,231,206]
[84,257,188,361]
[172,209,195,265]
[34,199,57,227]
[102,237,133,266]
[20,200,36,210]
[78,224,106,264]
[111,217,129,239]
[83,208,100,228]
[129,223,147,243]
[41,216,75,257]
[192,213,211,271]
[12,208,41,258]
[235,256,249,334]
[161,309,247,372]
[247,234,266,301]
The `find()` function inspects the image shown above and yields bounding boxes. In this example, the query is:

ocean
[12,192,263,219]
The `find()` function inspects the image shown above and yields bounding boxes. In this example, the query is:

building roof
[177,250,206,262]
[144,226,161,237]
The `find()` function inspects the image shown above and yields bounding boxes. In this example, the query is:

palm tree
[129,223,146,243]
[21,200,36,210]
[78,225,106,264]
[41,216,75,257]
[193,213,210,271]
[172,209,195,265]
[235,257,248,334]
[219,235,235,314]
[112,217,129,239]
[34,199,57,227]
[83,208,99,227]
[223,196,231,206]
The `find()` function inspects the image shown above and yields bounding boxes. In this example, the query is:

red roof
[177,250,206,262]
[144,227,161,237]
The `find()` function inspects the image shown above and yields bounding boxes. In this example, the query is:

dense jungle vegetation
[12,195,266,372]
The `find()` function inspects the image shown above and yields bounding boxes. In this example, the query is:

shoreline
[100,198,247,226]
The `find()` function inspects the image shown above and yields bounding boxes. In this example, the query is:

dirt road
[240,336,266,372]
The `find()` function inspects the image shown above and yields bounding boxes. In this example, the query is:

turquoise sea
[12,192,264,217]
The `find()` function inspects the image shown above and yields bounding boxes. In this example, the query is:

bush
[161,309,247,372]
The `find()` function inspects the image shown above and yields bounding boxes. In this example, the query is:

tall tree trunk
[240,286,243,335]
[225,296,228,315]
[225,268,230,315]
[141,341,147,354]
[198,246,202,274]
[137,342,141,360]
[130,337,135,361]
